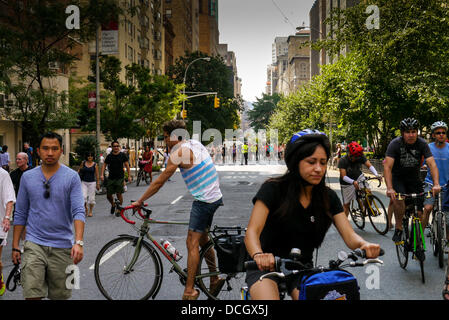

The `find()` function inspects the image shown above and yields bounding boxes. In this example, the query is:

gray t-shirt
[385,136,432,181]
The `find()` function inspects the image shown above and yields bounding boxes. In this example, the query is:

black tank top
[80,162,96,182]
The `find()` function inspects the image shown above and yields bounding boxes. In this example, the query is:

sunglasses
[43,181,50,199]
[434,131,446,135]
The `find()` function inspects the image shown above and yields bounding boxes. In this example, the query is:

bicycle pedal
[395,240,404,246]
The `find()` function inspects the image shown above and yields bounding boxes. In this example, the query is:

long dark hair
[267,137,332,248]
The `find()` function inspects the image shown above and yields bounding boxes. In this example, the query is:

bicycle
[395,191,430,283]
[135,160,151,186]
[243,248,384,300]
[349,175,389,235]
[94,199,246,300]
[429,188,448,268]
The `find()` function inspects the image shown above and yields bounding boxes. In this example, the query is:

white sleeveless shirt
[177,140,222,203]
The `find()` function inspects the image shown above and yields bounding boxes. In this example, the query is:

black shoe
[110,205,115,215]
[392,229,403,243]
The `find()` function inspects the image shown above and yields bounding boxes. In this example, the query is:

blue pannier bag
[299,269,360,300]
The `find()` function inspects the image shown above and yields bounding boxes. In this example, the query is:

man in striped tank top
[133,120,224,300]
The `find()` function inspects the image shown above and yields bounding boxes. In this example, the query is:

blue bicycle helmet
[285,129,330,166]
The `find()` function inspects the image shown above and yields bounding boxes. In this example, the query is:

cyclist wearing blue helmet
[244,130,381,300]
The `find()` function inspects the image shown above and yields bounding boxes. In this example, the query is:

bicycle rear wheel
[396,218,409,269]
[367,194,389,235]
[197,241,245,300]
[349,199,365,230]
[94,236,162,300]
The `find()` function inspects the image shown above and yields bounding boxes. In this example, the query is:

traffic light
[214,96,220,108]
[182,109,187,119]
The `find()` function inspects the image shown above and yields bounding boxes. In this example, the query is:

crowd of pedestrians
[206,142,286,165]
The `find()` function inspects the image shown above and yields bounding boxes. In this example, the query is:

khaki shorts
[106,178,124,195]
[21,241,73,300]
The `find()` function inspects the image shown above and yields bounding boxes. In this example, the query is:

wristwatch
[75,240,84,247]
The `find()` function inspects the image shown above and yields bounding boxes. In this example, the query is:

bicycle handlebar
[395,191,431,201]
[114,200,151,225]
[244,248,384,274]
[361,176,382,188]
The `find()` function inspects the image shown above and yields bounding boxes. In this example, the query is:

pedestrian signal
[214,96,220,108]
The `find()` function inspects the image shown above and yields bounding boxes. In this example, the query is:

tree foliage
[0,0,122,147]
[247,93,281,131]
[167,51,243,136]
[74,56,181,141]
[270,0,449,156]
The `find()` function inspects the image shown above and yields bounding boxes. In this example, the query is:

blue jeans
[189,198,223,233]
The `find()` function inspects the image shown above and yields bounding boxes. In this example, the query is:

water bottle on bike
[160,239,183,261]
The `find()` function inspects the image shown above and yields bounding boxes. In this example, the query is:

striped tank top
[178,140,222,203]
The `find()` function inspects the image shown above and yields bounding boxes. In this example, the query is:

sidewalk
[326,167,387,195]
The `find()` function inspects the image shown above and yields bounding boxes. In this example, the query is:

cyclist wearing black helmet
[384,118,441,243]
[244,129,380,300]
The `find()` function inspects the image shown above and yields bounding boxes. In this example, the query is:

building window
[128,45,134,61]
[165,9,172,18]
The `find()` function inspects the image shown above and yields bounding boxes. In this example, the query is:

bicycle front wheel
[197,241,246,300]
[436,212,445,268]
[94,236,162,300]
[396,218,409,269]
[350,199,365,230]
[413,219,426,283]
[136,171,142,186]
[367,194,389,235]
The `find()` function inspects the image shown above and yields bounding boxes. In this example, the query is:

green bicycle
[395,192,429,283]
[94,199,246,300]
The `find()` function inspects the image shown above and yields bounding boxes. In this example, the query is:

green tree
[0,0,123,148]
[167,51,243,136]
[247,93,281,131]
[126,63,183,140]
[311,0,449,155]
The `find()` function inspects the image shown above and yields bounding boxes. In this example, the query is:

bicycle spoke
[197,242,245,300]
[95,237,161,300]
[367,195,389,235]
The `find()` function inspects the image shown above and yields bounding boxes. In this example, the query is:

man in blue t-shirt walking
[422,121,449,228]
[12,132,85,300]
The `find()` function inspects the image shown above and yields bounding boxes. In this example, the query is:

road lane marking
[88,240,130,270]
[171,195,183,205]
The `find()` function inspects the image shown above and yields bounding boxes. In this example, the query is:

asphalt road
[1,161,447,300]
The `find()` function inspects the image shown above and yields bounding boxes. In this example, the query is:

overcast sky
[218,0,316,103]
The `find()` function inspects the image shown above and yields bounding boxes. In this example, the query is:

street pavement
[0,161,447,300]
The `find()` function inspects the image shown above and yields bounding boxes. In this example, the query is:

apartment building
[164,0,195,63]
[309,0,360,78]
[217,44,242,98]
[199,0,219,56]
[267,32,310,96]
[72,0,165,84]
[0,0,72,166]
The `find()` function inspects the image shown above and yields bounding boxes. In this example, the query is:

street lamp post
[182,57,211,118]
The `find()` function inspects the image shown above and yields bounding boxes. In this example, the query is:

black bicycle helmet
[284,129,330,167]
[400,118,419,132]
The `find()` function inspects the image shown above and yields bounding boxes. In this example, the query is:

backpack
[298,269,360,300]
[215,233,249,273]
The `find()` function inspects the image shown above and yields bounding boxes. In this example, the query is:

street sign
[88,91,96,109]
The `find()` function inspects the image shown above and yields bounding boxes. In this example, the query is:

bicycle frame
[117,203,222,284]
[396,192,428,252]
